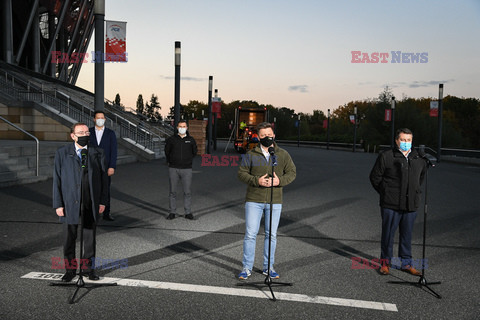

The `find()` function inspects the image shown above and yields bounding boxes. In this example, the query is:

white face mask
[95,119,105,127]
[178,127,187,135]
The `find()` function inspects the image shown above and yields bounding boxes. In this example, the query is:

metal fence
[1,69,164,156]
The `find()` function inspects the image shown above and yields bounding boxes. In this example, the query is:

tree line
[116,88,480,151]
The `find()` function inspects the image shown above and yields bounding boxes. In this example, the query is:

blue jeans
[242,202,282,271]
[380,208,417,267]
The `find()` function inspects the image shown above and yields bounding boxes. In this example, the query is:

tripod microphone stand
[238,146,292,301]
[389,152,441,299]
[51,149,117,304]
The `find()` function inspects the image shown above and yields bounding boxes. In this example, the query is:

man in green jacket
[237,122,296,280]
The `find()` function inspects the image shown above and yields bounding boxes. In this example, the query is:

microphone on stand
[418,150,436,168]
[268,146,277,166]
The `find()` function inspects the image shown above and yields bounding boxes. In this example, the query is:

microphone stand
[238,146,292,301]
[51,149,117,304]
[388,154,441,299]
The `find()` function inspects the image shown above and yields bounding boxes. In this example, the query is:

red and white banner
[349,115,355,124]
[429,101,438,117]
[323,119,328,129]
[105,21,127,62]
[212,97,221,118]
[385,109,392,122]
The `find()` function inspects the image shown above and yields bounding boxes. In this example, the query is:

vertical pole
[437,84,444,162]
[353,105,357,152]
[207,76,213,154]
[297,114,300,147]
[94,0,105,111]
[327,109,330,150]
[391,97,395,148]
[213,89,218,151]
[3,0,13,64]
[174,41,181,128]
[32,3,40,72]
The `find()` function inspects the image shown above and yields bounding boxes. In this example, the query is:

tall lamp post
[297,114,301,147]
[437,84,444,162]
[353,105,357,152]
[391,96,396,148]
[207,76,213,154]
[327,109,330,150]
[94,0,105,112]
[174,41,181,128]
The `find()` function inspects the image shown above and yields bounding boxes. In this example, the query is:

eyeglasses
[74,131,90,136]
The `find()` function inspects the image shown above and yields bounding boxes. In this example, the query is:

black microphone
[81,149,88,168]
[268,146,275,155]
[418,150,436,168]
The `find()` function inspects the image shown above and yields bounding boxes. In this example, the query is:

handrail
[0,115,39,176]
[1,68,164,156]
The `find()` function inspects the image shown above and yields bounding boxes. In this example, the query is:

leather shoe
[166,213,176,220]
[88,271,100,280]
[402,265,421,276]
[185,214,194,220]
[379,265,390,275]
[61,271,76,282]
[103,213,115,221]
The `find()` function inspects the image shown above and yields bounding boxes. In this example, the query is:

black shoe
[61,271,76,282]
[166,213,176,220]
[103,213,115,221]
[88,271,100,281]
[185,214,194,220]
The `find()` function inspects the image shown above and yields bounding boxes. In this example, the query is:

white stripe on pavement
[22,272,397,312]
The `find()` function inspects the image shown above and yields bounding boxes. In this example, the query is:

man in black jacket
[164,120,198,220]
[369,128,426,276]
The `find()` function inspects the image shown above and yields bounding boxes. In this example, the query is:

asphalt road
[1,142,479,319]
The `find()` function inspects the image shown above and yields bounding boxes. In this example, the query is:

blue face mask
[399,141,412,152]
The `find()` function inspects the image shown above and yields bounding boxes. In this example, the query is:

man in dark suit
[89,111,117,221]
[53,123,108,282]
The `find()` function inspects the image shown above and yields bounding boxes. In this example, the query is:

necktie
[77,149,82,161]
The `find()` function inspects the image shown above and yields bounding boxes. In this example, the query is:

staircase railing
[0,115,39,176]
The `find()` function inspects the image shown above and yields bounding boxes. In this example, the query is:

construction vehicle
[231,106,268,153]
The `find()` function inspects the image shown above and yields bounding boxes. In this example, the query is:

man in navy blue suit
[89,111,118,221]
[53,123,108,281]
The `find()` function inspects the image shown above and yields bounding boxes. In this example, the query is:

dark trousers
[63,210,96,272]
[104,175,112,215]
[380,207,417,267]
[168,168,192,215]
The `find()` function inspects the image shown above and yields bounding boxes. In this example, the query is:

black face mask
[76,135,89,147]
[260,136,274,148]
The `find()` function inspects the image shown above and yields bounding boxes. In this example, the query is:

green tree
[136,94,144,117]
[145,94,161,122]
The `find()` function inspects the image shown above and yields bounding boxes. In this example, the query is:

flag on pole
[385,109,392,122]
[349,115,355,124]
[430,101,438,117]
[323,119,328,129]
[105,21,127,62]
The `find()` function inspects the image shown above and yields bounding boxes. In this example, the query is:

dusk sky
[76,0,480,116]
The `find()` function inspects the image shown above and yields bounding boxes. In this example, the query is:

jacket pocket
[383,186,400,207]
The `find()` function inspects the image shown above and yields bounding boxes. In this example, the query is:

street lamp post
[174,41,181,128]
[297,114,301,147]
[213,89,218,151]
[207,76,213,154]
[327,109,330,150]
[391,96,396,148]
[437,84,444,162]
[353,105,357,152]
[94,0,105,112]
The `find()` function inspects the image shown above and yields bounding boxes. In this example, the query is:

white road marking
[22,272,397,312]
